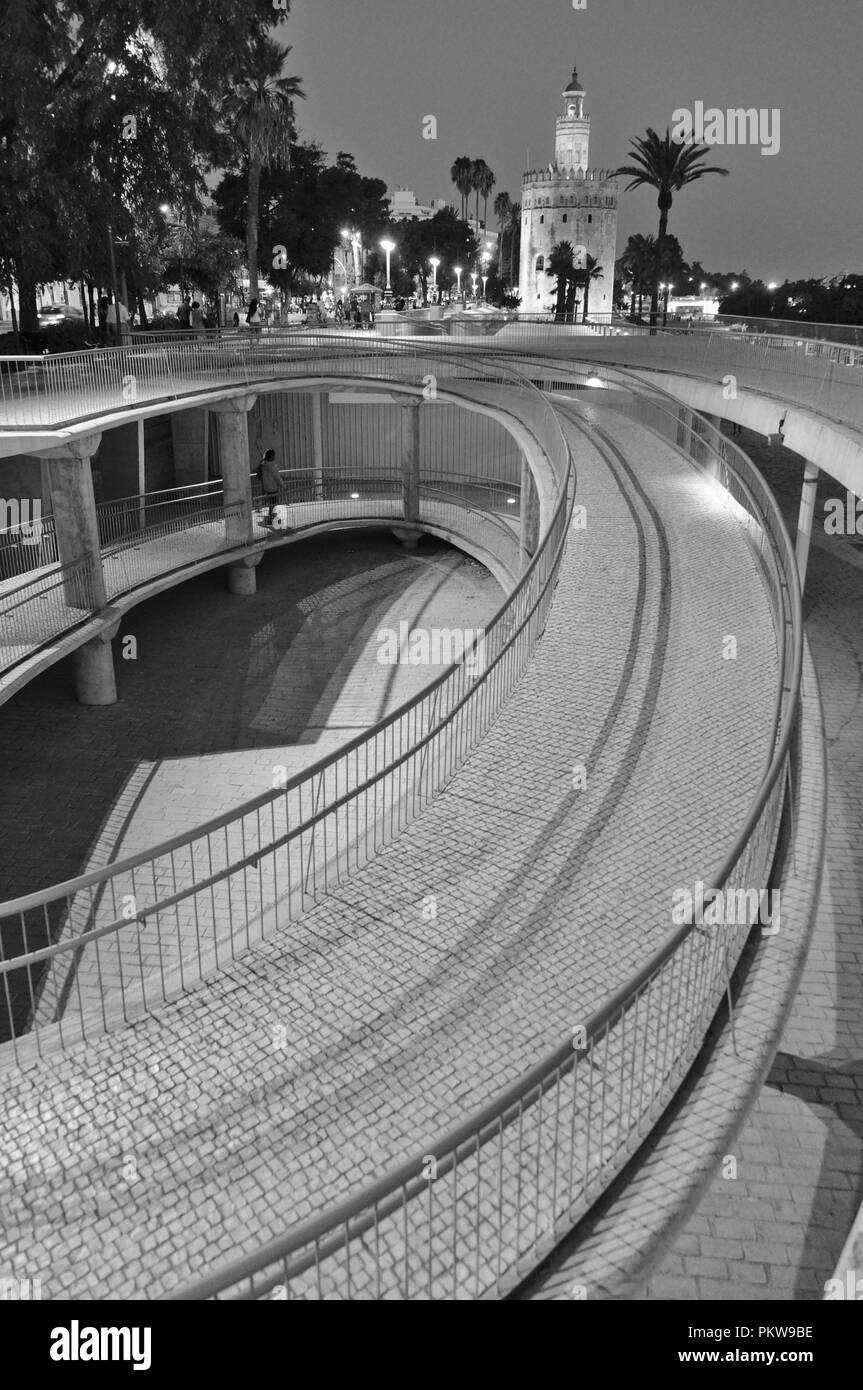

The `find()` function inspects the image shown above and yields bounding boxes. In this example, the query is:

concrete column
[400,398,421,524]
[27,433,105,610]
[74,622,120,706]
[227,553,263,595]
[311,391,324,501]
[210,393,257,547]
[795,460,820,592]
[519,457,540,569]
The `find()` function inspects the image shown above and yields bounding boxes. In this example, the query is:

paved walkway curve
[0,404,779,1299]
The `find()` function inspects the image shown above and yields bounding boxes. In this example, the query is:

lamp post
[661,281,673,328]
[429,256,440,305]
[454,265,463,305]
[380,238,395,308]
[470,272,478,303]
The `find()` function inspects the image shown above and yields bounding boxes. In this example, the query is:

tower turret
[555,63,590,171]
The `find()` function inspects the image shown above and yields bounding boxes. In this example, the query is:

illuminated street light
[380,238,396,307]
[454,266,463,304]
[429,256,440,304]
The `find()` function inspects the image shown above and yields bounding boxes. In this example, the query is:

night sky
[284,0,862,282]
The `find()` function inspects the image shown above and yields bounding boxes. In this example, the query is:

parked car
[38,303,85,327]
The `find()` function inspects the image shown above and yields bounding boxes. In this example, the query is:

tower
[555,65,590,172]
[518,62,618,320]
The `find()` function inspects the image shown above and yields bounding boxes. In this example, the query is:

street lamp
[429,256,440,305]
[768,281,778,290]
[380,238,396,308]
[454,266,463,304]
[660,281,673,327]
[470,272,478,302]
[482,275,488,300]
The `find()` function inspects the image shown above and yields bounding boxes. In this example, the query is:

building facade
[518,64,618,318]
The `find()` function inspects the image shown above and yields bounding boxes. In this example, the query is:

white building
[518,63,618,318]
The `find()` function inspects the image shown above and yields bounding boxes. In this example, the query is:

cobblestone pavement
[638,427,863,1301]
[0,409,779,1298]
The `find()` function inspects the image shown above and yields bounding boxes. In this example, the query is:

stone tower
[518,63,618,318]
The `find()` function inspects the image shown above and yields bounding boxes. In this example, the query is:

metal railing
[162,371,801,1301]
[0,349,566,1055]
[0,347,802,1300]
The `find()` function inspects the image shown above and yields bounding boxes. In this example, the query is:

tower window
[535,255,545,272]
[588,214,592,223]
[539,214,544,224]
[562,214,568,223]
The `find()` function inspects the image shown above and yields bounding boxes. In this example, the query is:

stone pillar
[27,433,105,611]
[795,461,820,592]
[210,395,257,585]
[311,391,324,501]
[227,553,263,595]
[520,458,540,569]
[400,397,421,524]
[74,621,120,706]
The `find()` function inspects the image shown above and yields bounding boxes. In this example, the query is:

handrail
[0,348,567,992]
[0,341,802,1301]
[166,366,802,1301]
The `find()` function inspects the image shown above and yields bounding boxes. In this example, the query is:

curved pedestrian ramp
[0,362,800,1299]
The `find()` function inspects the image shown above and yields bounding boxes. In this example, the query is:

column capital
[399,395,424,411]
[25,431,102,461]
[209,394,258,415]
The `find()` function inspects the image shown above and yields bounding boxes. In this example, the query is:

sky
[281,0,863,283]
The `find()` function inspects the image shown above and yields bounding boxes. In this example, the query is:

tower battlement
[522,166,616,186]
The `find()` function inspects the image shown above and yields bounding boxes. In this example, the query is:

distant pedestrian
[257,448,282,526]
[177,296,191,331]
[246,297,262,334]
[232,310,240,329]
[190,300,204,337]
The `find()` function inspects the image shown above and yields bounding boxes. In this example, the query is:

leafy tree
[615,129,728,327]
[1,0,284,335]
[367,210,478,303]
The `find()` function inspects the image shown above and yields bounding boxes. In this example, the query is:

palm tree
[508,201,521,286]
[494,191,512,283]
[615,128,728,327]
[222,36,305,302]
[469,158,487,227]
[575,253,604,322]
[619,232,654,317]
[546,241,575,320]
[477,163,496,231]
[450,156,473,221]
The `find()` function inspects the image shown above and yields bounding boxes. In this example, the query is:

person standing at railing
[177,296,191,331]
[190,300,204,339]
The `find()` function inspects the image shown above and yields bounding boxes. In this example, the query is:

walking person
[177,295,191,331]
[257,448,283,527]
[190,299,204,338]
